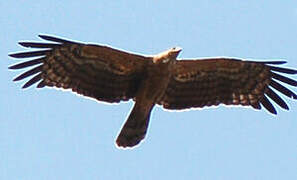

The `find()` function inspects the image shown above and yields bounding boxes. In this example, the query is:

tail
[116,103,153,148]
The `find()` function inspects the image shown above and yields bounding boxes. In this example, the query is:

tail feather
[116,103,152,148]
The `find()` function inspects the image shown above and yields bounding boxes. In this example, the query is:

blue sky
[1,1,297,179]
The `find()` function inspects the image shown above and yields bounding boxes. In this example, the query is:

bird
[9,35,297,148]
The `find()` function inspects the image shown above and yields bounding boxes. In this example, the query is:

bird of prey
[9,35,297,148]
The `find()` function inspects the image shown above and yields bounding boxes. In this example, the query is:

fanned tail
[116,102,153,148]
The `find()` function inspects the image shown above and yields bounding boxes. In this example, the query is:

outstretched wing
[159,58,297,114]
[9,35,150,103]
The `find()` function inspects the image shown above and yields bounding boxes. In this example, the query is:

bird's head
[153,47,182,64]
[168,47,182,59]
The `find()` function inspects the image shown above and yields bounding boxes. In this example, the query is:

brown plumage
[9,35,297,148]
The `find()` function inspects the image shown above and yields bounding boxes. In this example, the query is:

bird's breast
[135,62,173,102]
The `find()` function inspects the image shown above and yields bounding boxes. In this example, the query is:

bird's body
[116,47,180,147]
[9,35,297,148]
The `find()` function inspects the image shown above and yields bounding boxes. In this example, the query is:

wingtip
[38,34,47,38]
[264,61,287,65]
[271,110,277,115]
[270,66,297,75]
[13,76,23,81]
[8,53,19,58]
[38,34,51,41]
[272,72,297,86]
[282,104,289,111]
[8,65,15,70]
[22,84,30,89]
[18,42,39,48]
[18,42,28,47]
[12,77,19,81]
[38,34,77,44]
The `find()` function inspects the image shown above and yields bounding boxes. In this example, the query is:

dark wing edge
[259,62,297,114]
[9,35,149,103]
[160,59,297,115]
[9,35,79,89]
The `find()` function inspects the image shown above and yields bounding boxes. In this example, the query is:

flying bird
[9,35,297,148]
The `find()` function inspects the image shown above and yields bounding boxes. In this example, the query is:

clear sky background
[1,1,297,179]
